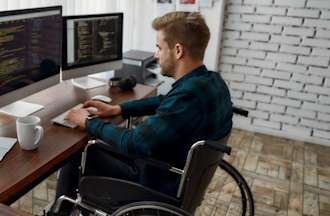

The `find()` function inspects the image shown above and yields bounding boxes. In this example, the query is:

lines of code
[74,16,121,64]
[0,14,62,96]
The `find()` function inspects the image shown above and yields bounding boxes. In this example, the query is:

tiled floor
[10,129,330,216]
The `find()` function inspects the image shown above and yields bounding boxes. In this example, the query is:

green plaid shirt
[87,65,233,167]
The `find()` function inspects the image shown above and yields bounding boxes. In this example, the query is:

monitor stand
[0,101,44,118]
[71,76,106,90]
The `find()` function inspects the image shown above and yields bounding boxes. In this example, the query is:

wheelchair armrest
[86,139,179,174]
[204,140,231,155]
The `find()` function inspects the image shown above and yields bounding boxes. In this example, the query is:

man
[55,11,232,209]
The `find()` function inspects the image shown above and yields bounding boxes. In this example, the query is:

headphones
[109,76,137,91]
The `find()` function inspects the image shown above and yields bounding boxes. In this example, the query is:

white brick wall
[220,0,330,145]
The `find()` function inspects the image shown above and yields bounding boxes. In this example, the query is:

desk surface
[0,81,156,204]
[0,204,31,216]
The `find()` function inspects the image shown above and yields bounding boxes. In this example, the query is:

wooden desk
[0,204,32,216]
[0,81,156,204]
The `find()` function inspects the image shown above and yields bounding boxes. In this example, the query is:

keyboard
[51,104,83,128]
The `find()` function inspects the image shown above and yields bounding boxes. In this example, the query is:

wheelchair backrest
[180,135,230,213]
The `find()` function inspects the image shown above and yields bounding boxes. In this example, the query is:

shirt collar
[171,65,208,88]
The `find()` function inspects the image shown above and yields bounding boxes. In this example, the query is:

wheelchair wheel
[217,159,254,216]
[111,201,191,216]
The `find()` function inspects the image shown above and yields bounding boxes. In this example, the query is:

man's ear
[174,43,184,60]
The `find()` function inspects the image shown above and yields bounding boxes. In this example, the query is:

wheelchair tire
[219,159,254,216]
[111,201,192,216]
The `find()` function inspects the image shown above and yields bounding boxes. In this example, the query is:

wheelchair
[52,107,254,216]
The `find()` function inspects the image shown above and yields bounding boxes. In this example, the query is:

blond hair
[152,11,210,60]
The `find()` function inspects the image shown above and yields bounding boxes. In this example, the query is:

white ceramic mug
[16,116,44,150]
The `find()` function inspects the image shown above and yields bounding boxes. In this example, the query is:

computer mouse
[91,95,112,103]
[86,107,98,113]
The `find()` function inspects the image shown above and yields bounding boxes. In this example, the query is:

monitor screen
[62,13,123,70]
[0,6,62,107]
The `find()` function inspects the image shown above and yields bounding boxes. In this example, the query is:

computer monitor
[61,13,123,86]
[0,6,62,117]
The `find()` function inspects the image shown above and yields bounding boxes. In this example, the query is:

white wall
[220,0,330,146]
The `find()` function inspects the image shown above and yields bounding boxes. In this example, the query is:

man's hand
[66,108,89,129]
[83,100,121,118]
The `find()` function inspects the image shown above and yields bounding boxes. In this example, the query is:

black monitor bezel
[62,13,123,71]
[0,5,62,17]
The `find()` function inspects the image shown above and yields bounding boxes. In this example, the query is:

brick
[227,5,255,13]
[223,31,240,39]
[277,63,307,74]
[271,16,303,26]
[233,65,261,75]
[272,96,301,107]
[267,52,297,63]
[221,72,245,81]
[253,24,283,33]
[228,0,243,4]
[223,39,250,48]
[220,56,246,65]
[286,107,316,119]
[219,64,233,72]
[242,14,271,23]
[274,80,303,91]
[257,86,286,96]
[225,21,252,31]
[325,78,330,87]
[313,129,330,139]
[288,90,318,102]
[318,112,330,122]
[302,38,330,48]
[241,32,270,41]
[316,29,330,39]
[257,102,286,113]
[298,56,329,67]
[319,95,330,104]
[321,10,330,19]
[288,8,320,18]
[305,85,330,95]
[282,124,312,136]
[244,0,273,5]
[304,18,330,29]
[274,0,306,7]
[261,69,291,80]
[256,6,287,15]
[280,45,311,55]
[249,110,269,119]
[233,115,252,126]
[292,73,323,85]
[302,101,330,113]
[253,119,281,129]
[250,41,279,51]
[283,27,315,37]
[222,48,238,56]
[230,81,257,91]
[247,59,276,69]
[270,114,299,124]
[271,35,300,45]
[230,90,243,98]
[238,49,266,59]
[244,92,272,102]
[245,75,273,85]
[311,48,330,57]
[301,118,330,130]
[307,0,330,9]
[227,14,241,21]
[232,98,257,109]
[308,66,330,77]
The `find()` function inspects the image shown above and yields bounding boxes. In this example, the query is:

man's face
[154,30,176,77]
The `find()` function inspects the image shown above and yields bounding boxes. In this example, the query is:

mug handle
[34,125,44,146]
